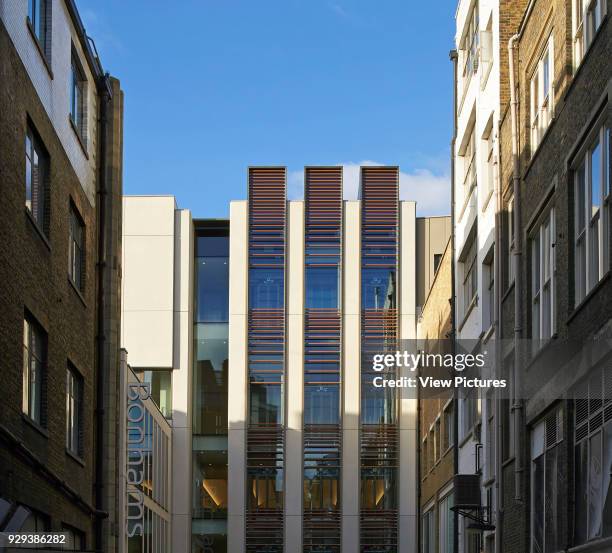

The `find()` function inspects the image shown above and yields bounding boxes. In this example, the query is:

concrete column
[228,201,248,553]
[399,201,418,553]
[342,201,360,553]
[171,208,194,553]
[285,201,304,553]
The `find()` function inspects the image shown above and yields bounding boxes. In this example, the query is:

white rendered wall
[285,201,304,552]
[399,201,417,553]
[121,195,194,553]
[227,200,248,553]
[341,201,360,553]
[0,0,99,205]
[171,208,194,553]
[121,196,176,369]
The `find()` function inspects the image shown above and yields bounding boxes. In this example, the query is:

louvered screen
[246,167,286,553]
[303,167,342,553]
[359,167,400,552]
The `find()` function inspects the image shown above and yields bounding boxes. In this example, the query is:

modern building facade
[121,166,449,553]
[0,0,124,550]
[119,350,172,553]
[121,196,194,552]
[228,166,419,553]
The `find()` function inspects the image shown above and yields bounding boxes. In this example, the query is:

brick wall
[0,18,112,547]
[417,240,454,549]
[497,0,612,551]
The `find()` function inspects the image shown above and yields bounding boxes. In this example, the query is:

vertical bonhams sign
[126,382,151,538]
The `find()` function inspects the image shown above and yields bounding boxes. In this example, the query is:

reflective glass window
[249,268,284,309]
[193,324,228,435]
[362,268,396,309]
[305,266,339,309]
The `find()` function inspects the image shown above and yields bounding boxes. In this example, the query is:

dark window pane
[192,449,228,519]
[575,442,588,544]
[602,424,612,536]
[361,381,396,425]
[193,324,228,434]
[305,267,339,309]
[249,268,284,309]
[192,531,227,553]
[304,385,339,424]
[591,141,601,215]
[589,433,603,539]
[362,268,396,309]
[135,370,172,419]
[533,456,544,553]
[247,469,283,509]
[303,468,339,509]
[195,258,229,323]
[196,235,229,258]
[361,467,397,509]
[249,384,282,425]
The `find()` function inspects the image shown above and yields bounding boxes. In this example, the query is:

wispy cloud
[329,3,348,17]
[287,160,450,217]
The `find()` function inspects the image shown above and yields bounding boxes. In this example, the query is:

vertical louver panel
[304,167,343,553]
[247,167,286,553]
[359,167,399,553]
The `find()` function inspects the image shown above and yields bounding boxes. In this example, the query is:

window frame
[422,504,436,553]
[482,248,495,331]
[504,196,516,291]
[530,407,563,553]
[530,207,556,346]
[530,35,555,155]
[68,203,85,292]
[70,49,87,143]
[27,0,50,58]
[22,312,47,426]
[573,0,607,67]
[573,122,610,306]
[66,363,83,457]
[573,367,612,544]
[461,2,480,84]
[461,234,478,319]
[443,400,454,453]
[25,124,50,235]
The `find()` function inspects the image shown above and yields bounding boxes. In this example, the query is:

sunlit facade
[227,166,419,553]
[120,166,448,553]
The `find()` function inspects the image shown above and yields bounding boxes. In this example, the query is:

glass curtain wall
[192,223,229,553]
[246,168,287,553]
[359,167,400,552]
[303,167,343,552]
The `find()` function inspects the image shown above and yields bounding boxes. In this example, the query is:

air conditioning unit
[453,474,481,509]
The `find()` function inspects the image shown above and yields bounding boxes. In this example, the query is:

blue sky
[77,0,457,217]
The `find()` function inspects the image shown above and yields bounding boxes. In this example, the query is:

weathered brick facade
[417,241,455,547]
[498,0,612,551]
[0,13,123,550]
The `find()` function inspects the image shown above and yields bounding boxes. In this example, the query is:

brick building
[417,239,455,553]
[0,0,123,550]
[497,0,612,552]
[452,0,612,552]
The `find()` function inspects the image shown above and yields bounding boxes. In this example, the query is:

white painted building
[453,0,502,551]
